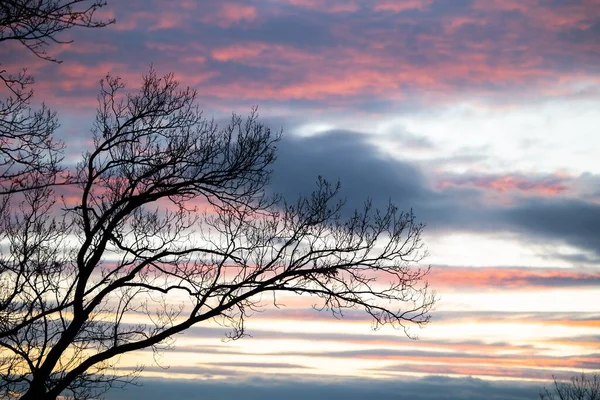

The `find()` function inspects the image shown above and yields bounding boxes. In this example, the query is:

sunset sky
[4,0,600,398]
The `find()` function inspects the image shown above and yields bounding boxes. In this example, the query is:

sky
[3,0,600,399]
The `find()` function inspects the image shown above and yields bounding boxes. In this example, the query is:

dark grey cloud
[545,253,600,269]
[269,130,600,257]
[559,21,600,45]
[270,130,437,213]
[507,199,600,257]
[104,375,540,400]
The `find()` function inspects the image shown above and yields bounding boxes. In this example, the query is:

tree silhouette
[0,0,113,62]
[540,374,600,400]
[0,2,435,400]
[1,69,434,400]
[0,0,113,195]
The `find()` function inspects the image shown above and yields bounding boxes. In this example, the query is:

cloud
[42,121,600,271]
[6,0,600,110]
[175,309,600,331]
[195,347,599,372]
[436,173,570,196]
[104,375,540,400]
[160,339,600,374]
[373,0,433,13]
[376,363,564,381]
[200,3,258,28]
[506,199,600,256]
[429,266,600,289]
[120,362,312,379]
[281,0,360,14]
[104,306,598,382]
[269,130,433,211]
[269,130,600,256]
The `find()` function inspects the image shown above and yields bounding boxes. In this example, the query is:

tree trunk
[20,387,55,400]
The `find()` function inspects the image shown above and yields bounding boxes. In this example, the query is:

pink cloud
[373,0,433,13]
[9,0,600,108]
[202,3,258,28]
[28,62,140,109]
[428,266,600,290]
[283,0,359,13]
[436,173,570,196]
[471,0,530,13]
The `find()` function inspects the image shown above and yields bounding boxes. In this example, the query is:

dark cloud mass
[270,130,431,208]
[507,199,600,256]
[270,130,600,256]
[105,376,540,400]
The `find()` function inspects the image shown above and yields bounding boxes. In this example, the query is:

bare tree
[0,2,433,399]
[0,0,113,61]
[540,374,600,400]
[0,0,114,195]
[0,69,435,400]
[0,1,113,398]
[0,0,114,335]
